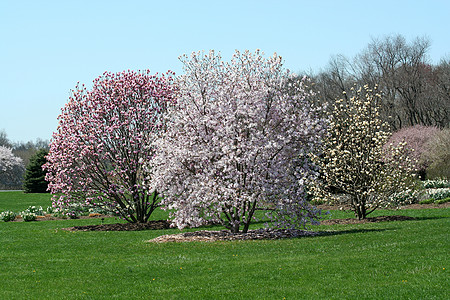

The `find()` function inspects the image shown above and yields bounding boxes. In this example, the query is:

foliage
[385,125,440,179]
[423,178,450,189]
[24,205,45,215]
[422,128,450,179]
[0,210,16,222]
[44,70,177,223]
[435,198,450,204]
[424,188,450,201]
[311,85,419,219]
[418,199,434,205]
[389,189,421,205]
[148,50,325,233]
[21,210,37,222]
[23,148,49,193]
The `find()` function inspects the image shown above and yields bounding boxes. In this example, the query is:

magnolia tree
[44,70,177,222]
[385,125,441,179]
[311,85,418,219]
[0,146,24,187]
[423,128,450,179]
[147,50,325,233]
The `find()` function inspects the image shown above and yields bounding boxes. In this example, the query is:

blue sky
[1,0,449,143]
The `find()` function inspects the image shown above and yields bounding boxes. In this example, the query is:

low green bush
[425,188,450,201]
[0,210,16,222]
[435,197,450,205]
[21,211,37,222]
[423,178,450,189]
[419,199,434,204]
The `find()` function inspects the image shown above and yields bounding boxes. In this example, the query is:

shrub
[21,211,37,222]
[25,206,45,216]
[435,198,450,205]
[425,188,450,201]
[385,125,440,179]
[423,178,450,189]
[419,199,434,205]
[23,148,49,193]
[423,129,450,179]
[0,210,16,222]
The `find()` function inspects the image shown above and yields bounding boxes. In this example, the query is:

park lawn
[0,192,449,299]
[0,191,53,212]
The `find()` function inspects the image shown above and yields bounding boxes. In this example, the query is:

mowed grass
[0,192,449,299]
[0,191,53,212]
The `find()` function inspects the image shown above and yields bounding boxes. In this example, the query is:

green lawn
[0,191,53,212]
[0,192,449,299]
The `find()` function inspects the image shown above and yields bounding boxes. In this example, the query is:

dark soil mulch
[62,220,171,232]
[147,228,322,243]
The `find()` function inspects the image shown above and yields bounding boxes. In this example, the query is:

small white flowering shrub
[423,179,450,189]
[26,206,45,216]
[425,188,450,201]
[21,210,37,222]
[0,210,16,222]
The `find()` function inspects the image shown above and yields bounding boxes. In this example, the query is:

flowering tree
[0,146,24,187]
[385,125,441,179]
[148,50,325,233]
[44,70,177,222]
[423,128,450,179]
[311,85,418,219]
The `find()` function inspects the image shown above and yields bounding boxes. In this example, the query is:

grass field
[0,191,53,212]
[0,192,449,299]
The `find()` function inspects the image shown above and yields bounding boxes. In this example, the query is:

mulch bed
[62,220,171,232]
[147,229,322,243]
[35,202,448,240]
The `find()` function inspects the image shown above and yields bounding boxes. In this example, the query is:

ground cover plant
[0,197,448,299]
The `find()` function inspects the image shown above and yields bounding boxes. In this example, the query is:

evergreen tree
[23,149,49,193]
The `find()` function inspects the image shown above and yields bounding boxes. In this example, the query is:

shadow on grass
[315,227,395,237]
[410,216,449,221]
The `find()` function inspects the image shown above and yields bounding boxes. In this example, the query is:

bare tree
[308,34,449,131]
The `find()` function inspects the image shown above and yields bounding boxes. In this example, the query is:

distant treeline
[302,34,449,131]
[0,129,49,189]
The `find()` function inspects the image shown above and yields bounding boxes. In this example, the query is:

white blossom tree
[0,146,24,188]
[147,50,325,233]
[311,85,419,219]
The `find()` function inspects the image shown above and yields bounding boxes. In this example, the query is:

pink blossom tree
[44,70,177,223]
[385,125,441,179]
[147,50,325,233]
